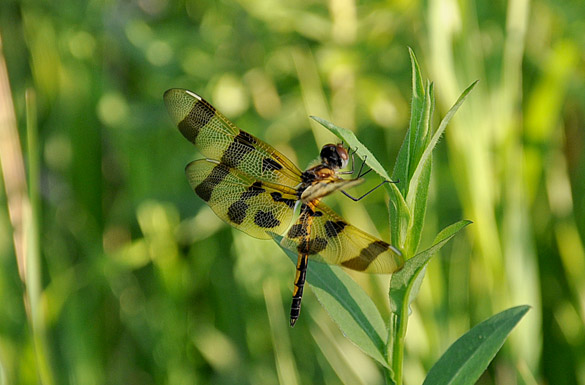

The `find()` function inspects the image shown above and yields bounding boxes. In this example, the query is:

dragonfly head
[320,143,349,170]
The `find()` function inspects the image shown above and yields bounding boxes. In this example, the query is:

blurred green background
[1,0,584,384]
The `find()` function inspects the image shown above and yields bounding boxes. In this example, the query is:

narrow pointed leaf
[423,306,531,385]
[409,81,433,182]
[423,82,435,149]
[271,234,389,367]
[390,220,471,311]
[389,181,411,250]
[407,80,478,199]
[404,156,431,256]
[393,48,426,197]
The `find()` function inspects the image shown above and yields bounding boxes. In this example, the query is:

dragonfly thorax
[297,164,340,201]
[299,164,336,185]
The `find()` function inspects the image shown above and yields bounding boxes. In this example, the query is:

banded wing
[165,89,302,187]
[282,202,403,273]
[186,159,300,240]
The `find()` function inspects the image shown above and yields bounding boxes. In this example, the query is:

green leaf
[388,181,411,250]
[423,306,531,385]
[410,80,433,182]
[407,80,478,203]
[270,234,390,367]
[390,220,471,312]
[402,79,433,257]
[389,50,436,253]
[423,82,435,149]
[404,155,431,256]
[393,48,426,197]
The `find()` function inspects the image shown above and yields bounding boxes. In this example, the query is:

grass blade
[263,279,301,385]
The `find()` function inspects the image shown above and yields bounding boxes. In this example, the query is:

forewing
[282,203,404,273]
[165,89,302,187]
[185,159,299,240]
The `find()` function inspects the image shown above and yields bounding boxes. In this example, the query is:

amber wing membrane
[282,202,404,273]
[185,159,300,240]
[164,89,302,188]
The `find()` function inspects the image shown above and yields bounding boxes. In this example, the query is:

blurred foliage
[0,0,584,384]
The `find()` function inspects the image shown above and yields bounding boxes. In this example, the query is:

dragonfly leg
[341,180,390,201]
[340,170,401,201]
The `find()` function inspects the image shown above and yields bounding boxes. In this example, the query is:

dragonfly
[164,89,404,326]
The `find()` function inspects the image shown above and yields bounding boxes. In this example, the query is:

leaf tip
[408,48,420,66]
[467,80,480,92]
[517,304,532,313]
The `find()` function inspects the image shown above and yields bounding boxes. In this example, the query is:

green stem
[388,305,409,385]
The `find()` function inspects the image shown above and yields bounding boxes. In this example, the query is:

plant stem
[388,306,409,385]
[385,287,411,385]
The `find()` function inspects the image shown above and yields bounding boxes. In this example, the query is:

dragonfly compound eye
[320,144,345,169]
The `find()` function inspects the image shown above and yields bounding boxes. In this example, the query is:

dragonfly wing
[186,159,299,240]
[165,89,302,187]
[281,202,403,273]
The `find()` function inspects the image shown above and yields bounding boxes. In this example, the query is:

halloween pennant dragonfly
[164,89,404,326]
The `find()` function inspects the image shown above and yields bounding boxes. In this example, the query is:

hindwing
[185,159,299,240]
[282,202,403,273]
